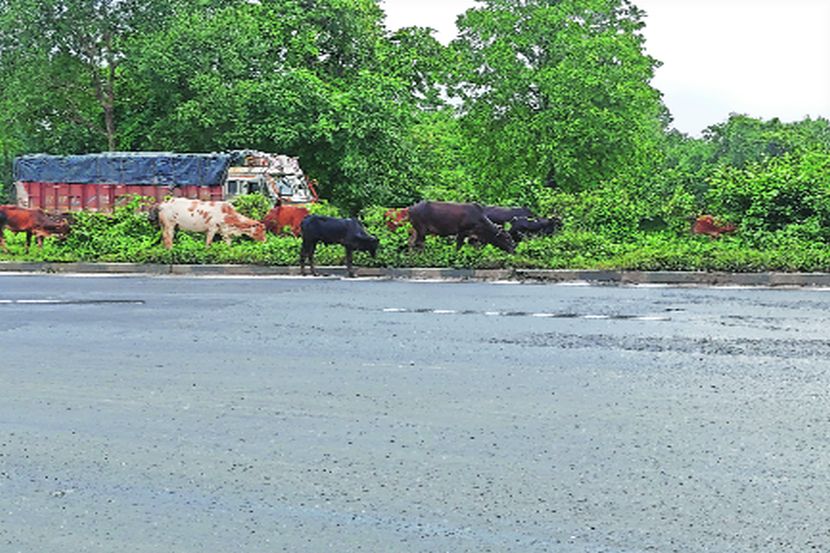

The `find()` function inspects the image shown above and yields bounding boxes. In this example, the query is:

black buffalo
[300,215,379,277]
[508,216,562,242]
[483,205,534,226]
[407,201,515,253]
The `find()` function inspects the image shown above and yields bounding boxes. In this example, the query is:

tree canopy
[451,0,666,200]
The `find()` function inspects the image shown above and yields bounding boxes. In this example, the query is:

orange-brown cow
[383,207,409,231]
[692,215,736,238]
[262,205,310,237]
[0,205,70,253]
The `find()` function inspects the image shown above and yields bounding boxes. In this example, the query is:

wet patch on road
[493,332,830,359]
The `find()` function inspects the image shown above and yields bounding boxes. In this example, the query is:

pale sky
[382,0,830,136]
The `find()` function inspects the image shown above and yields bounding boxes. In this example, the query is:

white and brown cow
[155,198,266,249]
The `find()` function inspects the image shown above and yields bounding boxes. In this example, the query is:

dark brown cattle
[692,215,736,238]
[263,205,310,237]
[0,205,70,253]
[508,216,562,242]
[407,201,515,253]
[482,205,534,226]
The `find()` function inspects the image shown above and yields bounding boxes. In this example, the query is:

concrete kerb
[2,261,830,287]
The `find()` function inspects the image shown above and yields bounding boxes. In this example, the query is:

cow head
[250,221,266,242]
[46,214,72,238]
[360,234,379,258]
[351,223,379,257]
[55,220,71,238]
[490,227,516,254]
[540,217,563,235]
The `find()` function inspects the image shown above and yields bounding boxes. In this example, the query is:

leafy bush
[707,151,830,240]
[306,200,342,218]
[561,184,645,238]
[231,193,272,220]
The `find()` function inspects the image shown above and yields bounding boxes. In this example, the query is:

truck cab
[225,152,317,205]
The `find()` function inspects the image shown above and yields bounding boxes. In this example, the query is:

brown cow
[0,205,70,253]
[692,215,736,238]
[262,205,310,237]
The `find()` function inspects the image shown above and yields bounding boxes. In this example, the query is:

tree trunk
[104,102,116,151]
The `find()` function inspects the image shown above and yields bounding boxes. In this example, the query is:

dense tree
[383,26,451,110]
[451,0,666,201]
[703,114,830,168]
[0,0,179,153]
[118,0,427,212]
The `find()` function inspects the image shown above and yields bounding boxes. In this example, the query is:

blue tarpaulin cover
[14,152,231,187]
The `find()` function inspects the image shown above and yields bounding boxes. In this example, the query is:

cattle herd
[0,200,736,276]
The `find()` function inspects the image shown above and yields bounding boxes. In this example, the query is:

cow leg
[409,228,424,251]
[301,239,317,276]
[345,248,354,278]
[455,232,466,250]
[308,244,317,276]
[25,231,32,254]
[0,228,6,253]
[300,240,308,275]
[205,228,217,247]
[162,224,175,249]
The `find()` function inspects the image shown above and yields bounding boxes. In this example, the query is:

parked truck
[13,150,317,212]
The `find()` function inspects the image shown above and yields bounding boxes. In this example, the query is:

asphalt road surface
[2,274,830,552]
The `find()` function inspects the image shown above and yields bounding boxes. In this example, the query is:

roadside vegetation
[1,0,829,271]
[2,192,830,272]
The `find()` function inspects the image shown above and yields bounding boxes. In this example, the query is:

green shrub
[707,151,830,239]
[306,199,342,218]
[231,193,272,220]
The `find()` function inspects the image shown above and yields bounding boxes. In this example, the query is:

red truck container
[13,152,230,212]
[13,151,317,213]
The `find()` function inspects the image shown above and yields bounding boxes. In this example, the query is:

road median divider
[2,261,830,287]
